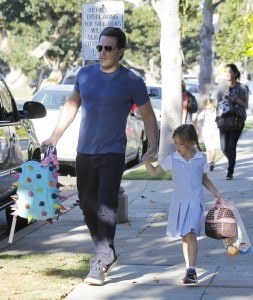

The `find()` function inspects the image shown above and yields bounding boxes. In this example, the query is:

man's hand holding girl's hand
[142,146,157,163]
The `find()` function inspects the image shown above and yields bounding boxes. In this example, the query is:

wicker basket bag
[205,198,237,239]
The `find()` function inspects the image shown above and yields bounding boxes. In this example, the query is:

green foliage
[180,0,202,71]
[124,2,161,77]
[0,0,162,81]
[0,0,34,24]
[245,11,253,57]
[1,23,39,75]
[180,0,253,75]
[0,0,252,83]
[215,0,250,63]
[0,0,85,79]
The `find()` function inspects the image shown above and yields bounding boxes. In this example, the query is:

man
[41,27,158,286]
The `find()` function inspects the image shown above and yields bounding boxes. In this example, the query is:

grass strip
[0,253,90,300]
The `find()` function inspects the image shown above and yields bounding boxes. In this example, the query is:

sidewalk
[1,122,253,299]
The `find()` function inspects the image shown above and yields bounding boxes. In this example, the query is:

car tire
[5,205,28,231]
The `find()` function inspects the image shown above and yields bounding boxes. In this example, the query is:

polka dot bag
[11,146,65,223]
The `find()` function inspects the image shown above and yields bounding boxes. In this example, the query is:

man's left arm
[137,101,159,161]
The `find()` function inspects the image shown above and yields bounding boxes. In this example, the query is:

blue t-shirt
[74,64,149,154]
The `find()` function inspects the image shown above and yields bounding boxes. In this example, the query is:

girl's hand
[215,194,223,200]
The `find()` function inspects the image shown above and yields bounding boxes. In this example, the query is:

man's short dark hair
[99,27,126,49]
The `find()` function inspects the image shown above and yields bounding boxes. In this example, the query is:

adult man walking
[42,27,158,286]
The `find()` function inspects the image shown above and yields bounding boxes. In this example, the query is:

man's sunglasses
[96,45,117,52]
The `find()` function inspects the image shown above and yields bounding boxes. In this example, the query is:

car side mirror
[20,101,47,119]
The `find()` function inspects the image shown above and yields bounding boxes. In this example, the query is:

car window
[61,66,81,85]
[147,86,162,99]
[32,90,72,109]
[185,82,199,94]
[62,76,76,85]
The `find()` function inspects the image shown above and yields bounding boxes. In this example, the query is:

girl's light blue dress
[160,151,209,238]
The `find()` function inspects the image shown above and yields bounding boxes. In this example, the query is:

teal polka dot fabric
[12,151,65,223]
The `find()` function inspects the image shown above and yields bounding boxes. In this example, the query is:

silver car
[146,84,162,130]
[31,84,147,168]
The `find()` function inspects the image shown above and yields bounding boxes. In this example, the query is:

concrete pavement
[1,121,253,299]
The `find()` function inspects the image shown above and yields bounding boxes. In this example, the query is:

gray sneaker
[103,256,118,275]
[85,260,105,286]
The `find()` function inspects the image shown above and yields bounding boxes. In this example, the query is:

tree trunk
[152,0,182,158]
[199,0,214,100]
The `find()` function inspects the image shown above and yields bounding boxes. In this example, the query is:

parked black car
[0,74,46,229]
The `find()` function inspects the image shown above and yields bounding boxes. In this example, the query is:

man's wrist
[148,146,158,152]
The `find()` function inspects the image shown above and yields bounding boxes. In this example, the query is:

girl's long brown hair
[172,124,202,151]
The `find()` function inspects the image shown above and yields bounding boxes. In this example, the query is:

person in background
[182,80,195,124]
[197,98,220,171]
[41,27,159,286]
[213,63,247,180]
[144,124,222,285]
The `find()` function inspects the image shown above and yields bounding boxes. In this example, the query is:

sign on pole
[82,1,124,61]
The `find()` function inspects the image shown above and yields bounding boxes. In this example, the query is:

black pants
[219,126,243,175]
[76,152,125,265]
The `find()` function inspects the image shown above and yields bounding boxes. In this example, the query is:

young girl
[144,124,222,285]
[197,98,220,171]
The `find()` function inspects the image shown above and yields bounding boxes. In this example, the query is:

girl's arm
[144,160,164,177]
[202,173,222,198]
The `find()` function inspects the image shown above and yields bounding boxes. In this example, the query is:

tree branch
[123,57,145,72]
[213,0,226,10]
[29,28,66,58]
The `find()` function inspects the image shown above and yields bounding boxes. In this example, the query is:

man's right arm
[41,90,81,150]
[137,101,159,161]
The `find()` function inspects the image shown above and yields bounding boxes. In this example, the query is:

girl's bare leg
[182,232,198,268]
